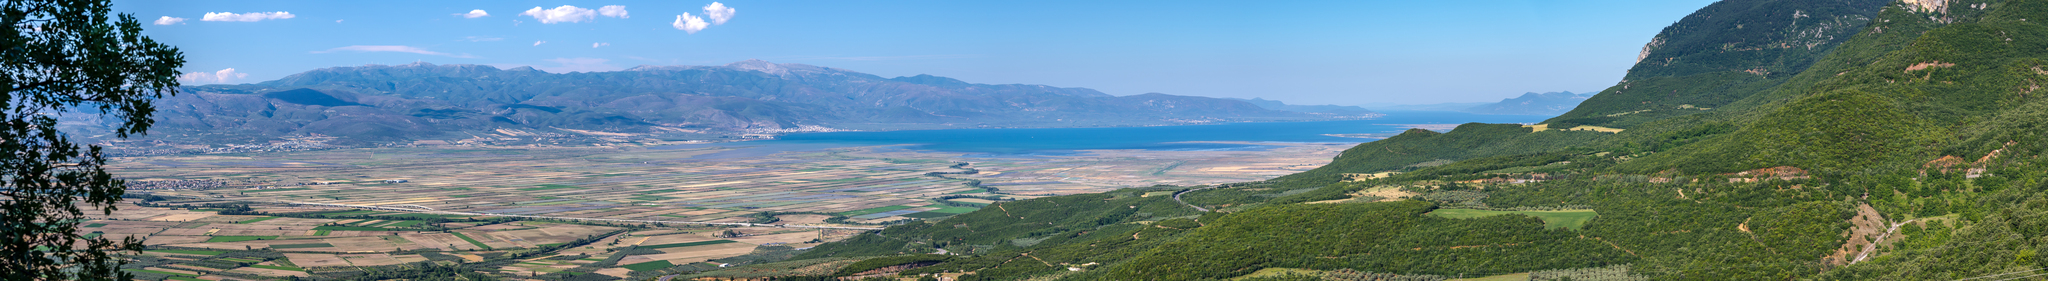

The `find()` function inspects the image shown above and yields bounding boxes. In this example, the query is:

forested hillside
[683,0,2048,280]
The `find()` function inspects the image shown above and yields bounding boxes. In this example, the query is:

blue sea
[653,111,1552,158]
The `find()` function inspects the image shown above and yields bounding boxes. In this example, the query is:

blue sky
[124,0,1718,105]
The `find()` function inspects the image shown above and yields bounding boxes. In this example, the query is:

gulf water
[656,111,1553,158]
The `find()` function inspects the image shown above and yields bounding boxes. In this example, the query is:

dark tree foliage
[0,0,183,280]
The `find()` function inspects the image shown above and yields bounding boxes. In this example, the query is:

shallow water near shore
[658,111,1553,158]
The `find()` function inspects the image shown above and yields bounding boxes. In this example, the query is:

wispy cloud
[533,40,546,46]
[202,11,294,22]
[178,68,249,84]
[458,9,489,18]
[673,14,707,33]
[311,45,475,58]
[463,36,503,42]
[598,5,629,19]
[703,2,735,25]
[153,16,186,25]
[520,5,620,24]
[592,42,610,48]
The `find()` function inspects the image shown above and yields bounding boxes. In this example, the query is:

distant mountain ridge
[143,60,1331,145]
[1349,90,1592,115]
[1461,91,1595,115]
[1223,98,1382,117]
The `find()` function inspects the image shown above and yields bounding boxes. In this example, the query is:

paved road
[234,199,885,231]
[1852,218,1923,264]
[1173,186,1218,212]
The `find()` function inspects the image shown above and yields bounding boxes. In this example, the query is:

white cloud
[459,9,489,18]
[520,5,597,24]
[592,42,609,48]
[672,13,707,34]
[598,5,628,18]
[178,68,249,84]
[534,40,546,46]
[463,36,502,42]
[703,2,735,25]
[153,16,185,25]
[311,45,474,58]
[201,11,294,22]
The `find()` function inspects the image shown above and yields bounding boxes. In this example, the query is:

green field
[378,213,472,219]
[314,230,331,236]
[248,264,305,271]
[450,232,492,249]
[84,223,106,227]
[312,225,390,231]
[206,236,278,242]
[620,260,676,271]
[378,220,426,227]
[147,249,226,256]
[900,212,958,219]
[220,257,263,263]
[168,277,208,281]
[270,243,335,249]
[838,205,914,216]
[926,206,979,214]
[240,187,311,193]
[640,240,737,249]
[238,216,279,223]
[1427,209,1599,230]
[314,210,384,216]
[124,268,199,277]
[519,184,583,191]
[1449,273,1531,281]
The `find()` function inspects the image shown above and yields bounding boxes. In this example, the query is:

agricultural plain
[95,140,1353,279]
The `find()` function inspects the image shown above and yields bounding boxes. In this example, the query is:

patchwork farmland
[93,141,1351,279]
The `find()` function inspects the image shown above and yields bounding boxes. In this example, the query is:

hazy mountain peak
[722,59,833,76]
[1223,97,1379,115]
[888,74,971,86]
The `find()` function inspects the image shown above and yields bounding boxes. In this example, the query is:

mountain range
[1224,98,1384,116]
[134,60,1356,145]
[1355,90,1595,115]
[1459,91,1595,115]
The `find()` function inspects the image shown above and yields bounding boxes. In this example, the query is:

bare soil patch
[614,242,757,265]
[1828,203,1889,265]
[729,232,817,245]
[284,253,348,267]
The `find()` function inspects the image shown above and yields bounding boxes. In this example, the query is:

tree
[0,0,184,280]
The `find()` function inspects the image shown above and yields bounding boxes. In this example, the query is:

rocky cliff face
[1550,0,1892,128]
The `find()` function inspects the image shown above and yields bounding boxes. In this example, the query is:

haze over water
[661,111,1554,158]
